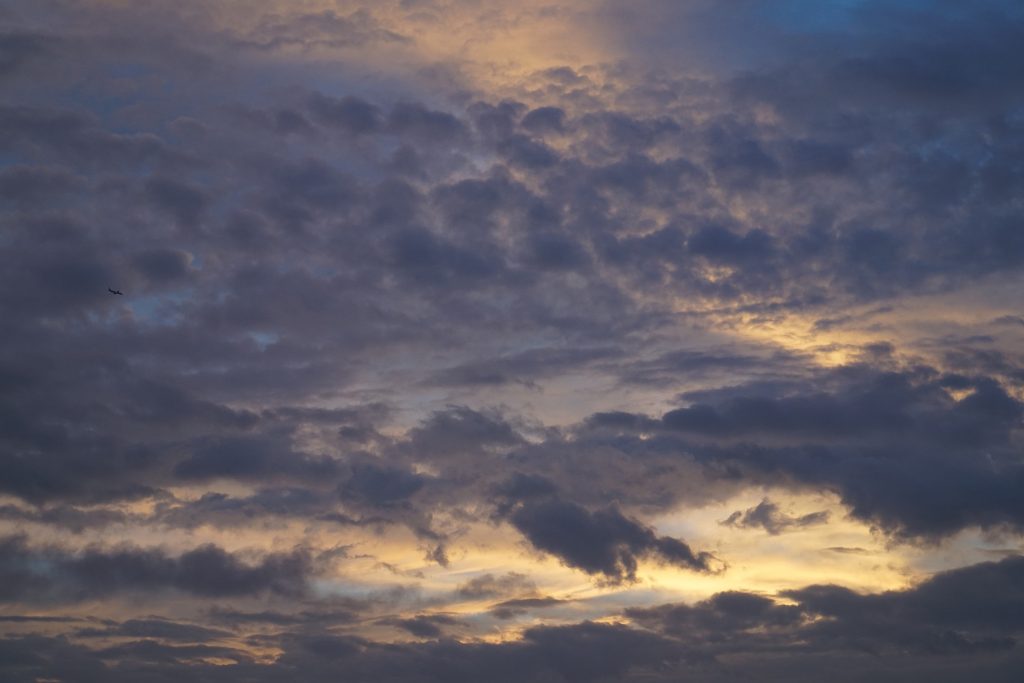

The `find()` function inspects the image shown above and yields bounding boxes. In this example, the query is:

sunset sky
[2,1,1024,681]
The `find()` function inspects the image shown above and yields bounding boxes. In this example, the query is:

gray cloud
[489,596,568,620]
[584,364,1024,538]
[5,556,1024,681]
[0,535,314,603]
[722,498,830,535]
[74,618,232,643]
[2,0,1024,679]
[629,555,1024,658]
[455,572,537,601]
[507,499,716,583]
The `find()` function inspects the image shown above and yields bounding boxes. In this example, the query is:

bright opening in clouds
[2,1,1024,681]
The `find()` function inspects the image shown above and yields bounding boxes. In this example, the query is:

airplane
[108,288,124,295]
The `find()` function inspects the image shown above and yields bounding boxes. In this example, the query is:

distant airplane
[108,288,124,295]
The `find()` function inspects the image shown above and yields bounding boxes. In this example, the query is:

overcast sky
[2,1,1024,681]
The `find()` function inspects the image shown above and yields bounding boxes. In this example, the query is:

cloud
[239,9,410,51]
[132,248,193,283]
[426,346,618,388]
[521,106,566,135]
[342,462,427,506]
[589,364,1024,538]
[0,106,163,165]
[455,572,537,600]
[627,555,1024,659]
[306,92,383,135]
[1,556,1024,680]
[1,1,1024,679]
[0,164,79,204]
[786,555,1024,637]
[626,590,803,640]
[173,434,340,483]
[722,498,830,535]
[74,618,232,642]
[507,499,716,583]
[381,613,462,639]
[0,31,50,77]
[490,596,567,620]
[404,407,525,460]
[144,177,208,227]
[388,102,467,143]
[0,535,314,603]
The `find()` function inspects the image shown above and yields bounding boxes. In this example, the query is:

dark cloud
[623,555,1024,662]
[0,535,313,603]
[489,596,567,620]
[154,488,338,529]
[75,618,232,642]
[206,605,360,627]
[0,164,79,204]
[722,498,830,535]
[95,638,254,667]
[2,1,1024,679]
[786,555,1024,637]
[661,367,1020,445]
[589,364,1024,538]
[144,177,207,227]
[0,31,49,77]
[342,462,427,506]
[173,434,339,483]
[240,9,409,51]
[0,621,687,683]
[226,103,315,138]
[404,407,525,460]
[469,100,526,142]
[497,134,559,170]
[521,106,566,135]
[491,474,560,505]
[507,499,716,583]
[626,590,803,640]
[388,102,467,142]
[2,556,1024,680]
[382,613,462,639]
[687,224,776,266]
[427,346,617,388]
[0,106,163,165]
[387,226,505,285]
[0,615,83,623]
[455,572,537,600]
[614,349,802,387]
[0,503,131,533]
[132,248,192,283]
[306,92,382,135]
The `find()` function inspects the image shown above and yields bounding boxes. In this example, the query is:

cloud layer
[1,0,1023,680]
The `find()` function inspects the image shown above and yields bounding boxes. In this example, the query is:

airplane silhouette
[108,288,124,295]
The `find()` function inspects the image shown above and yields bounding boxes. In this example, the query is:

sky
[2,0,1024,680]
